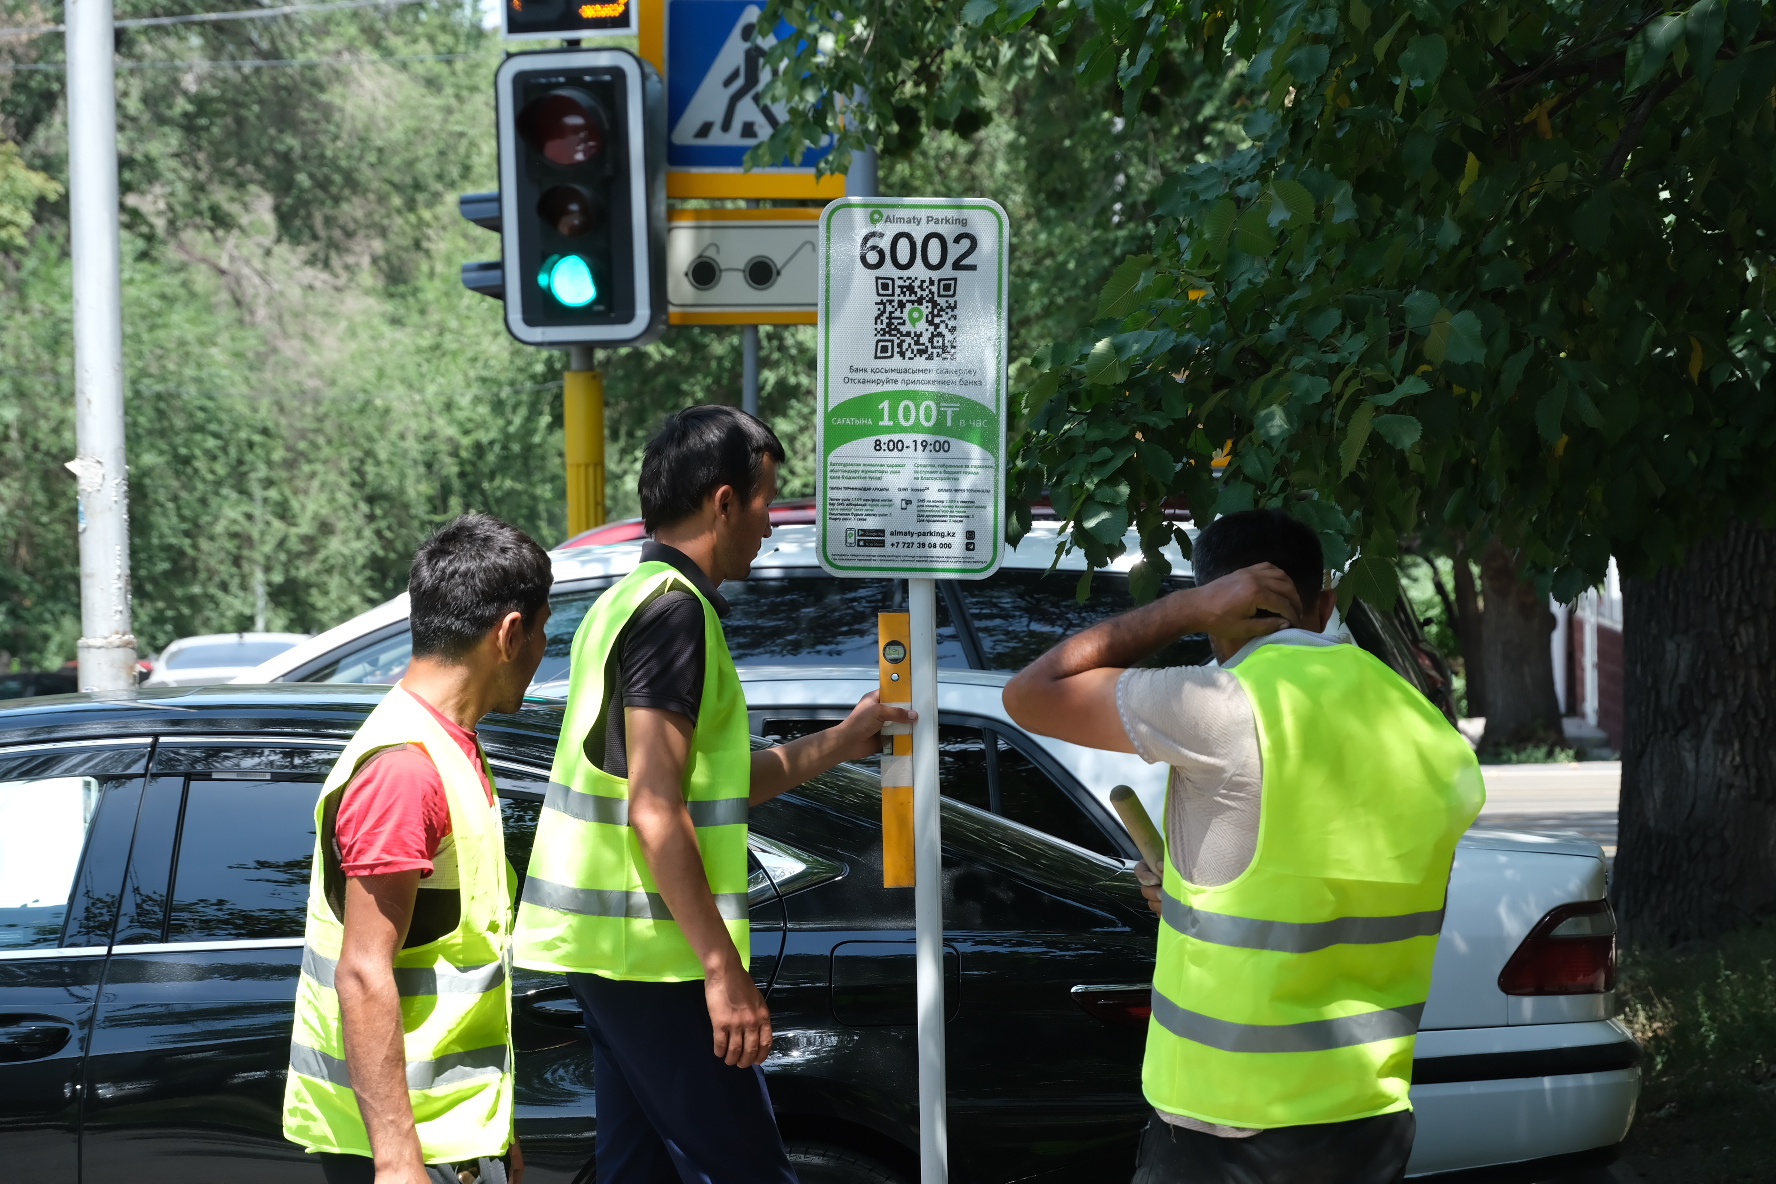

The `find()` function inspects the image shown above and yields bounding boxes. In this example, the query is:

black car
[0,670,78,702]
[0,687,1156,1184]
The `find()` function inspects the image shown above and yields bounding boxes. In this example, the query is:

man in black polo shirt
[516,406,907,1183]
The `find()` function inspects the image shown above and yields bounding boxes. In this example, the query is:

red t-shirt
[334,686,494,878]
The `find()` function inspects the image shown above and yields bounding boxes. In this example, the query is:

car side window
[758,716,1116,855]
[149,745,340,943]
[0,744,148,950]
[986,731,1120,857]
[720,576,968,667]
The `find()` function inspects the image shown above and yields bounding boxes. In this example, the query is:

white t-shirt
[1115,629,1350,1137]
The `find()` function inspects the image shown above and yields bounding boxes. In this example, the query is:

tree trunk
[1477,539,1562,750]
[1450,543,1487,718]
[1613,519,1776,948]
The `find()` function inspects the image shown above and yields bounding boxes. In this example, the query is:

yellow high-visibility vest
[512,561,751,981]
[1144,641,1484,1129]
[282,684,514,1162]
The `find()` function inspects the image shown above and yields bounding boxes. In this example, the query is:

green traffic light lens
[539,253,597,308]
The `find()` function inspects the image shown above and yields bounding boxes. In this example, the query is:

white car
[143,632,310,687]
[238,518,1636,1178]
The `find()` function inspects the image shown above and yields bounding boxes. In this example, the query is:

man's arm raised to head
[1003,563,1306,751]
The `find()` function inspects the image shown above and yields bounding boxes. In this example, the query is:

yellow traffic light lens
[540,254,597,307]
[538,185,597,237]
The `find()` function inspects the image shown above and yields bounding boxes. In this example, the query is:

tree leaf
[1372,375,1429,406]
[1098,253,1154,319]
[1572,188,1613,253]
[1398,34,1448,86]
[1198,198,1238,256]
[1083,337,1129,385]
[1402,290,1441,331]
[1080,499,1130,544]
[1373,413,1422,450]
[1341,401,1375,475]
[1272,178,1317,225]
[1236,205,1278,255]
[1535,386,1567,443]
[1301,305,1342,340]
[1256,403,1295,441]
[1442,310,1487,365]
[1286,43,1331,86]
[960,0,998,24]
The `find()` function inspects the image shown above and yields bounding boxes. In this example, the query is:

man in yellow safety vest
[283,514,555,1184]
[513,406,913,1183]
[1005,509,1482,1184]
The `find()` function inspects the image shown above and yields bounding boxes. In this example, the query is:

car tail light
[1071,984,1152,1028]
[1498,900,1617,995]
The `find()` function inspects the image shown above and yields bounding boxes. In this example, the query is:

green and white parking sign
[817,197,1009,579]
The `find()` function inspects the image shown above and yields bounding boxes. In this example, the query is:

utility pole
[65,0,136,691]
[564,344,606,534]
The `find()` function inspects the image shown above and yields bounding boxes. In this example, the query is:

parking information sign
[817,198,1009,579]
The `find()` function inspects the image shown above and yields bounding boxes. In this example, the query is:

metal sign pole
[907,577,946,1184]
[65,0,136,692]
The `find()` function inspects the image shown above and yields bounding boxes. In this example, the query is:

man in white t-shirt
[1004,509,1481,1184]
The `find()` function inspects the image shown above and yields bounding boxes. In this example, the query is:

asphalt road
[1477,761,1622,858]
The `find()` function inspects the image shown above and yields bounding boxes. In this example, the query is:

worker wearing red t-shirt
[283,514,555,1184]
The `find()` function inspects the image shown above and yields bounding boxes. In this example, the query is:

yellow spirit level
[878,612,914,887]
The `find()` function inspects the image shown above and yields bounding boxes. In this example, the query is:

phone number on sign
[891,540,954,550]
[871,438,952,454]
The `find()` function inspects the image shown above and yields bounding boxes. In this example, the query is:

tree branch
[1601,75,1681,181]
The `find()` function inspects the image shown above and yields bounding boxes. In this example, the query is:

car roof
[547,521,1193,584]
[0,684,564,752]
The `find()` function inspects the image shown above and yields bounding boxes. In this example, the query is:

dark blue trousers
[568,973,799,1184]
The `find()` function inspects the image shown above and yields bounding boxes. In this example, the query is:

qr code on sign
[873,276,959,360]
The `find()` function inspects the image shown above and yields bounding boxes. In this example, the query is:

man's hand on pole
[1133,860,1164,917]
[749,690,918,804]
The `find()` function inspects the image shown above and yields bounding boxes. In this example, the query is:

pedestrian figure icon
[669,5,791,147]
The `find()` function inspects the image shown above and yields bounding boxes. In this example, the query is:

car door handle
[0,1019,74,1063]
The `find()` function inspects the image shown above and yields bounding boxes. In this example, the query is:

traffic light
[491,48,666,347]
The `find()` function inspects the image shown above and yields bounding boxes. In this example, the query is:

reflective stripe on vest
[300,947,507,996]
[1149,988,1426,1053]
[512,562,753,982]
[1142,641,1485,1131]
[542,780,749,828]
[1158,890,1446,954]
[281,685,515,1163]
[521,875,751,922]
[290,1042,512,1091]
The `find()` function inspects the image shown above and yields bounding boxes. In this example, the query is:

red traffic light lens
[520,89,606,166]
[538,185,597,236]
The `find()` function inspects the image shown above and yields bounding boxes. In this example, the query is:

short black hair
[639,405,785,532]
[408,514,553,661]
[1191,508,1325,611]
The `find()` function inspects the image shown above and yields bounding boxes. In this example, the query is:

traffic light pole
[741,326,759,416]
[564,345,605,534]
[65,0,137,692]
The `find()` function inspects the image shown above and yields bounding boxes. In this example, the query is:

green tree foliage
[0,138,56,250]
[760,0,1776,606]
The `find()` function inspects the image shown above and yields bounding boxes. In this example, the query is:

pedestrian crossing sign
[639,0,848,199]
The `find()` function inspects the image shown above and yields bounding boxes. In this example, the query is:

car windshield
[961,569,1210,669]
[302,587,610,687]
[165,639,300,670]
[720,574,967,667]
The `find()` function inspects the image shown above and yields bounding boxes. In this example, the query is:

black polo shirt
[590,541,730,779]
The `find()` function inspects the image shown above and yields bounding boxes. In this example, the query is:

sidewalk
[1477,761,1622,858]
